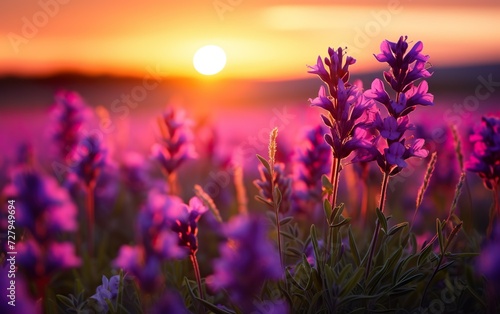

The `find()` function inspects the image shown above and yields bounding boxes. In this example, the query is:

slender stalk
[365,171,390,280]
[167,172,179,195]
[86,182,95,256]
[325,157,341,265]
[190,253,205,300]
[275,207,284,269]
[329,157,342,218]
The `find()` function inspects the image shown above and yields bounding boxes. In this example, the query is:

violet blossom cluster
[90,275,120,312]
[2,169,80,285]
[293,125,331,218]
[254,163,292,214]
[151,107,197,175]
[208,214,283,312]
[308,47,375,160]
[69,134,107,187]
[465,115,500,190]
[357,36,433,175]
[476,223,500,298]
[50,90,89,161]
[113,190,207,292]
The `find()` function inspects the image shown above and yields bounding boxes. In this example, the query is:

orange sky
[1,0,499,80]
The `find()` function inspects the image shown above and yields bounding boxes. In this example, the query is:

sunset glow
[193,45,227,75]
[0,1,499,79]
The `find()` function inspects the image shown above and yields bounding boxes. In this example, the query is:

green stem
[190,253,205,300]
[329,157,341,219]
[275,207,284,269]
[326,157,341,266]
[365,171,390,280]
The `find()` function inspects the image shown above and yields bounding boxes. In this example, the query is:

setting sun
[193,45,227,76]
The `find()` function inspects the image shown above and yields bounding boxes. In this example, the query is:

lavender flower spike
[70,134,107,187]
[50,90,89,160]
[90,275,121,313]
[208,214,282,312]
[466,114,500,191]
[151,107,197,176]
[3,168,78,241]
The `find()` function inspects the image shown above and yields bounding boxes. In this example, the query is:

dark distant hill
[1,63,499,109]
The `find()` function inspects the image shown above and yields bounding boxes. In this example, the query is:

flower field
[1,36,499,313]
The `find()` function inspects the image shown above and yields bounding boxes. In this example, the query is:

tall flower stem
[325,157,341,265]
[365,171,390,280]
[86,181,95,256]
[329,157,342,218]
[274,204,284,269]
[190,252,205,300]
[167,172,179,195]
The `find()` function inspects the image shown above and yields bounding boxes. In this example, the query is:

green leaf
[323,199,332,223]
[387,222,408,236]
[280,230,297,240]
[348,226,361,267]
[285,247,303,257]
[418,243,433,266]
[376,208,388,233]
[338,264,353,284]
[445,252,480,259]
[330,203,345,224]
[302,253,312,273]
[279,216,293,226]
[56,295,74,309]
[255,195,273,208]
[436,218,445,254]
[273,185,282,208]
[322,174,333,192]
[437,260,455,272]
[330,217,351,228]
[195,296,236,314]
[340,267,364,298]
[310,225,322,272]
[393,273,423,290]
[256,154,271,174]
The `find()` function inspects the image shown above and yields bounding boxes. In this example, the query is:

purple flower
[207,214,282,312]
[2,168,78,241]
[120,152,150,194]
[17,239,81,279]
[476,223,500,297]
[374,36,431,93]
[308,47,375,162]
[149,289,189,314]
[50,90,89,160]
[307,47,355,98]
[137,190,189,259]
[113,246,163,293]
[367,36,433,118]
[465,114,500,190]
[90,275,121,312]
[385,142,407,168]
[170,196,208,255]
[293,125,332,217]
[374,115,413,141]
[151,107,197,175]
[254,162,292,214]
[15,142,34,166]
[359,36,433,175]
[70,134,107,187]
